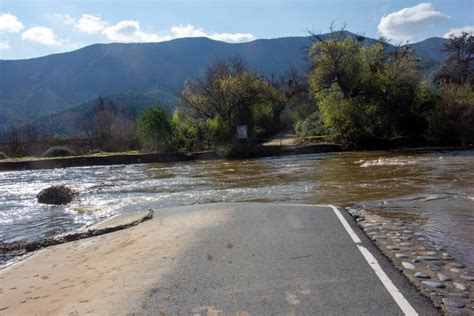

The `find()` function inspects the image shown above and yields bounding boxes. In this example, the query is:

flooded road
[1,149,473,267]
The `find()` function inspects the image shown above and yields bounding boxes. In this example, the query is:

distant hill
[406,37,449,80]
[409,37,449,63]
[31,92,174,138]
[0,33,448,131]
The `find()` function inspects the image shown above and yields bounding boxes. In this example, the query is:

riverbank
[347,208,474,315]
[0,143,342,171]
[0,203,438,315]
[0,210,153,264]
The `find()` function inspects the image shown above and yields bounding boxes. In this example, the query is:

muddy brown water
[1,149,473,268]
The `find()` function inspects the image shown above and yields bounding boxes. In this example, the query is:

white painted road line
[328,204,419,316]
[331,205,362,244]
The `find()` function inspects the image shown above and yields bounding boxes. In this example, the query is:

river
[1,149,473,268]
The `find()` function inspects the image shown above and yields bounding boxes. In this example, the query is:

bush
[216,140,260,159]
[294,111,329,137]
[206,115,233,144]
[43,146,75,157]
[172,109,213,152]
[251,103,274,138]
[14,146,27,158]
[427,83,474,145]
[136,106,176,152]
[88,149,106,155]
[0,152,8,160]
[51,134,68,146]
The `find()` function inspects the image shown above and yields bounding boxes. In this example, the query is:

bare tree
[74,97,120,150]
[25,123,37,143]
[94,97,118,142]
[435,32,474,86]
[74,115,96,139]
[6,125,20,155]
[7,125,18,144]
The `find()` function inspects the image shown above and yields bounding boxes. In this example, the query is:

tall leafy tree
[427,83,474,145]
[428,32,474,145]
[307,30,423,146]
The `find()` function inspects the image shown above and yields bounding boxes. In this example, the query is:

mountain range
[0,32,448,134]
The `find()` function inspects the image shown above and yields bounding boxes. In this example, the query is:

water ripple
[1,149,473,266]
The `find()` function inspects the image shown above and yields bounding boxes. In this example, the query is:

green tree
[428,33,474,146]
[427,83,474,145]
[136,106,175,152]
[307,31,423,146]
[180,58,286,144]
[172,109,214,151]
[278,67,328,137]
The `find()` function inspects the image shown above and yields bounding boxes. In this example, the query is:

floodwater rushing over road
[1,150,473,267]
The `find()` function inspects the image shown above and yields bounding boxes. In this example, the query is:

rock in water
[37,185,78,205]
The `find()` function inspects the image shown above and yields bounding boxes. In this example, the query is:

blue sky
[1,0,473,60]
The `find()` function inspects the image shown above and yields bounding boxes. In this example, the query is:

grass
[0,150,143,163]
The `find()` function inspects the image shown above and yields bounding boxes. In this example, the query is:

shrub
[251,103,274,138]
[172,109,213,152]
[294,111,329,137]
[51,134,68,146]
[206,115,233,144]
[136,106,176,152]
[427,83,474,145]
[14,146,27,158]
[0,152,8,160]
[216,140,261,158]
[43,146,75,157]
[88,149,105,155]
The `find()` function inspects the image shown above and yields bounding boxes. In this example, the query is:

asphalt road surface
[140,203,437,315]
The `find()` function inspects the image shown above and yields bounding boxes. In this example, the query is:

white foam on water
[360,158,418,168]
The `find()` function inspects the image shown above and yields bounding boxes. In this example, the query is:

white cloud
[0,40,11,49]
[209,32,255,43]
[444,26,474,38]
[102,20,255,44]
[170,24,255,43]
[0,13,24,33]
[170,24,207,38]
[378,3,450,41]
[53,13,75,25]
[75,14,106,34]
[22,27,61,46]
[102,20,168,42]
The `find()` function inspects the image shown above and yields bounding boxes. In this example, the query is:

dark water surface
[1,150,473,266]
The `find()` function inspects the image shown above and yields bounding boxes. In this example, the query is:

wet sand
[0,205,223,315]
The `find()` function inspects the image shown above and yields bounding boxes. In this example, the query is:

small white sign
[237,125,248,139]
